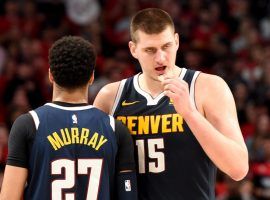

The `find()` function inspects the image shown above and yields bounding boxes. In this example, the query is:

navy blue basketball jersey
[26,103,118,200]
[112,68,217,200]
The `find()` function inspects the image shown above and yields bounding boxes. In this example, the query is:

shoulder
[195,73,232,111]
[10,112,35,139]
[12,113,34,129]
[100,81,122,96]
[196,72,229,91]
[93,80,122,114]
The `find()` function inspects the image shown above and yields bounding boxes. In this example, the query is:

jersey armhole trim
[179,67,187,80]
[190,71,200,109]
[109,115,115,131]
[110,79,127,116]
[29,110,39,130]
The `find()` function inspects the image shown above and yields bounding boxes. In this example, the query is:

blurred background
[0,0,270,199]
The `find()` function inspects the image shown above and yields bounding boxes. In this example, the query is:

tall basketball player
[94,8,249,200]
[0,36,137,200]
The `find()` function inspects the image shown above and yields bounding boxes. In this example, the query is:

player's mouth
[155,66,166,74]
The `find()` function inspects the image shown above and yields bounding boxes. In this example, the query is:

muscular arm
[1,114,34,199]
[163,73,248,181]
[93,82,120,114]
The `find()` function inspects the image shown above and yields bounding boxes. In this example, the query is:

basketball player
[94,8,249,199]
[0,36,137,200]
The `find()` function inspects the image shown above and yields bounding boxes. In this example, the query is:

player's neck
[139,75,163,98]
[52,85,88,104]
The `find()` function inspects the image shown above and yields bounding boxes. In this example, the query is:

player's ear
[48,68,54,83]
[89,71,95,85]
[129,41,138,59]
[175,33,179,50]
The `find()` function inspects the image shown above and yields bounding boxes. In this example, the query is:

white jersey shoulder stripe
[179,68,187,80]
[29,110,40,130]
[110,79,127,116]
[190,71,200,109]
[109,115,115,131]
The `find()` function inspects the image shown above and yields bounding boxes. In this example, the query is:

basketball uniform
[7,103,134,200]
[112,68,217,200]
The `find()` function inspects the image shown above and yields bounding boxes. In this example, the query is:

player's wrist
[183,108,199,123]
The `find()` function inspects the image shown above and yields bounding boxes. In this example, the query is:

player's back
[112,68,216,200]
[26,103,118,200]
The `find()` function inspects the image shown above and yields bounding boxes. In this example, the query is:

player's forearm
[184,110,249,181]
[1,165,27,200]
[0,188,24,200]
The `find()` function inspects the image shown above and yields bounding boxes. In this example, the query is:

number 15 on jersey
[136,138,165,174]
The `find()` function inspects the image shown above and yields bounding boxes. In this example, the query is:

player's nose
[154,50,166,63]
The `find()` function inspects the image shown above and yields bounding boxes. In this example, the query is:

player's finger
[164,83,180,94]
[162,79,187,91]
[164,90,177,99]
[158,75,165,82]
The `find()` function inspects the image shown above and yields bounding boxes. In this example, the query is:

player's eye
[145,48,156,53]
[162,44,171,50]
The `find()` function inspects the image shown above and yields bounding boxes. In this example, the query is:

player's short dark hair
[49,36,96,89]
[130,8,175,43]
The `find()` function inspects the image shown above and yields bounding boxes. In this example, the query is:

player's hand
[159,75,196,118]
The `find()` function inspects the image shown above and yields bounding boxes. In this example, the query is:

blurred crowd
[0,0,270,199]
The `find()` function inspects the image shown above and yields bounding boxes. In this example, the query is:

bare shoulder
[93,81,121,114]
[196,72,230,95]
[197,72,228,87]
[98,81,121,97]
[195,72,234,113]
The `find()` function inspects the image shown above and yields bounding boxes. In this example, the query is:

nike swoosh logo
[121,100,140,106]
